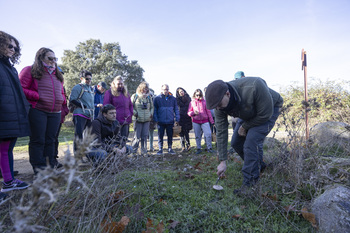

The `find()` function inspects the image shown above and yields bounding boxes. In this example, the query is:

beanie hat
[234,71,245,80]
[205,80,228,109]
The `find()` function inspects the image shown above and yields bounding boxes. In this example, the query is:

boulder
[311,186,350,232]
[309,121,350,151]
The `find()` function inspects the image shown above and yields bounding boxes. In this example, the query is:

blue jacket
[153,94,180,124]
[94,85,105,118]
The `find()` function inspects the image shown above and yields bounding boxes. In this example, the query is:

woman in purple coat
[103,76,133,146]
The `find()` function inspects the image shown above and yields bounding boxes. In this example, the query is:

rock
[311,186,350,232]
[310,121,350,152]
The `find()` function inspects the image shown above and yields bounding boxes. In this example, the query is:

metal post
[301,49,309,140]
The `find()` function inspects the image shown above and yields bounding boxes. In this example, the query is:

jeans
[132,121,150,152]
[119,124,130,147]
[193,122,212,150]
[157,123,173,150]
[29,108,61,171]
[232,107,280,186]
[87,148,108,165]
[73,115,92,152]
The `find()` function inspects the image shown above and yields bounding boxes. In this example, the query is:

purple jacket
[103,89,133,125]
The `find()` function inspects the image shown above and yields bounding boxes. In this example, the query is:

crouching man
[205,77,283,197]
[88,104,123,164]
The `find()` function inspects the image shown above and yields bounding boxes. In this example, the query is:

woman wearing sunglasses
[19,48,65,174]
[0,31,30,199]
[188,89,215,154]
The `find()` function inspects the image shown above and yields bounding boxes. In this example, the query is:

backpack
[68,84,85,113]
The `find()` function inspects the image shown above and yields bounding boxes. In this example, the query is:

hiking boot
[228,147,235,154]
[168,148,176,155]
[156,149,163,155]
[0,192,8,201]
[1,179,29,192]
[196,149,202,154]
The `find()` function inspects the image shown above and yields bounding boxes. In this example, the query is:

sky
[2,0,350,95]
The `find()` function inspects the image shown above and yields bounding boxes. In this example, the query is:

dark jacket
[91,114,121,152]
[176,94,192,130]
[94,85,105,118]
[153,93,180,125]
[215,77,283,161]
[0,58,30,139]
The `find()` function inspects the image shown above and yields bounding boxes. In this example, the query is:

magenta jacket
[19,66,65,113]
[103,89,133,125]
[188,98,214,124]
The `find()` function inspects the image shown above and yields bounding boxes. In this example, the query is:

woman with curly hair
[103,76,133,147]
[0,31,30,198]
[176,87,192,152]
[131,82,154,156]
[19,47,66,174]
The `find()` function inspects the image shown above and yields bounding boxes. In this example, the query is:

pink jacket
[188,98,214,124]
[19,66,65,112]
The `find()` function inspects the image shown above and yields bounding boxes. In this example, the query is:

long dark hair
[31,47,63,82]
[0,31,21,64]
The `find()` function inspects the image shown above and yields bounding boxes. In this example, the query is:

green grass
[13,124,75,153]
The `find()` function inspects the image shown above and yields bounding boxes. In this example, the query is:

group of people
[0,30,283,201]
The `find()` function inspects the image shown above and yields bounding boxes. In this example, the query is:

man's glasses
[85,78,91,81]
[8,44,19,52]
[47,57,58,62]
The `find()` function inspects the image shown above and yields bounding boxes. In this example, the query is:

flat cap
[205,80,228,109]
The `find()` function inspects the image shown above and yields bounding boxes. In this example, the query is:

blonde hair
[111,76,128,97]
[136,82,149,95]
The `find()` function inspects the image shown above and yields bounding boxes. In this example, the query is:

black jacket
[0,58,30,139]
[176,94,193,131]
[91,114,121,152]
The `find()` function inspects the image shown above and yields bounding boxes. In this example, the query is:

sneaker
[168,148,176,155]
[1,179,29,192]
[149,148,155,152]
[156,150,163,155]
[207,148,215,153]
[196,149,202,154]
[0,192,8,201]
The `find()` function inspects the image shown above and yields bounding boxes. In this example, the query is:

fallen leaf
[284,205,295,212]
[101,216,130,233]
[301,207,318,228]
[194,162,202,170]
[143,218,165,233]
[108,190,125,203]
[167,220,181,229]
[261,192,278,201]
[158,199,167,205]
[234,157,242,164]
[232,214,242,220]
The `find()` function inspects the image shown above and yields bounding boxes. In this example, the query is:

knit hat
[234,71,245,80]
[205,80,228,109]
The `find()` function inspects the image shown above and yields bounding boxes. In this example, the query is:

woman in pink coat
[188,89,215,154]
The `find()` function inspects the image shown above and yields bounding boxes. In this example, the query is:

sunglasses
[85,78,91,81]
[8,44,19,52]
[196,94,201,97]
[47,57,58,62]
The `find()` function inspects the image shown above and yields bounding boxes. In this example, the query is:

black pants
[73,115,92,152]
[28,108,60,172]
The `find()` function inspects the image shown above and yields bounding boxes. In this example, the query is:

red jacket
[19,66,65,112]
[188,98,214,124]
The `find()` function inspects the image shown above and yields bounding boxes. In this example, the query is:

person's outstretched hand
[217,161,227,177]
